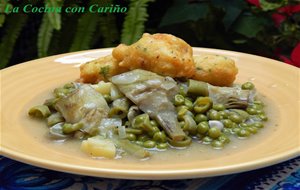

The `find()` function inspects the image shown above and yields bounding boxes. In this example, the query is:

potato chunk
[81,136,116,158]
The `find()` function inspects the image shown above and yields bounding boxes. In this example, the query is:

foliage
[0,0,299,69]
[121,0,155,44]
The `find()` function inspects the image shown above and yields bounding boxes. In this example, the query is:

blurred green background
[0,0,299,69]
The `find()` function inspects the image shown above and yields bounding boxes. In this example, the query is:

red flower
[272,4,300,26]
[277,43,300,67]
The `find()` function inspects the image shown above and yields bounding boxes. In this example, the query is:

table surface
[0,156,299,190]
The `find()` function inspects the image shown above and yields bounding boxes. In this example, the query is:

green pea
[251,122,264,128]
[256,109,265,114]
[239,123,249,128]
[218,135,230,144]
[246,107,257,115]
[207,110,221,120]
[247,126,258,134]
[197,121,209,134]
[241,82,255,90]
[219,111,228,119]
[135,141,143,146]
[222,128,231,134]
[126,133,137,141]
[202,136,213,144]
[208,127,222,139]
[150,120,158,127]
[143,140,156,148]
[194,114,208,123]
[232,127,241,134]
[258,114,268,121]
[222,119,234,128]
[174,94,185,106]
[253,100,263,105]
[138,135,150,142]
[229,113,243,124]
[211,140,224,149]
[213,104,225,111]
[153,131,167,143]
[157,143,168,149]
[237,129,251,138]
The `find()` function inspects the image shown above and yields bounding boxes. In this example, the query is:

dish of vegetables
[27,33,269,160]
[1,34,299,179]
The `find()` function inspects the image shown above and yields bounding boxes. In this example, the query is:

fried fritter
[79,55,128,83]
[193,54,238,86]
[112,33,195,78]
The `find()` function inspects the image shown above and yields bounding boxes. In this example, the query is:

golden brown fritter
[193,54,238,86]
[112,33,195,78]
[79,55,128,83]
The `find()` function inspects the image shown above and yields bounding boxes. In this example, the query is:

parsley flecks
[99,66,110,79]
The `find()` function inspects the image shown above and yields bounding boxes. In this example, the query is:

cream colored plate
[1,48,299,179]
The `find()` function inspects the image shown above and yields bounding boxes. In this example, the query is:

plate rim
[1,47,300,179]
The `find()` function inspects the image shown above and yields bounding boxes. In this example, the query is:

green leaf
[121,0,155,45]
[45,0,62,30]
[160,0,209,27]
[37,14,54,58]
[259,0,287,11]
[0,14,5,27]
[0,14,27,69]
[99,14,119,47]
[232,14,267,38]
[69,13,98,52]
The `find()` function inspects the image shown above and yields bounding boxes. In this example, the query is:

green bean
[47,112,65,126]
[182,115,198,135]
[174,94,185,106]
[211,140,224,149]
[62,123,83,134]
[153,131,167,143]
[194,97,212,114]
[194,114,208,123]
[177,105,188,120]
[168,136,192,147]
[184,98,194,111]
[197,121,209,134]
[157,143,168,149]
[28,105,51,118]
[53,87,71,98]
[125,128,143,135]
[187,79,209,96]
[179,85,187,96]
[208,127,222,139]
[109,98,130,119]
[132,114,158,136]
[241,82,255,90]
[44,98,59,110]
[143,140,156,148]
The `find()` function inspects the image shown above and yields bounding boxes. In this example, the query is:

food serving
[28,33,268,160]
